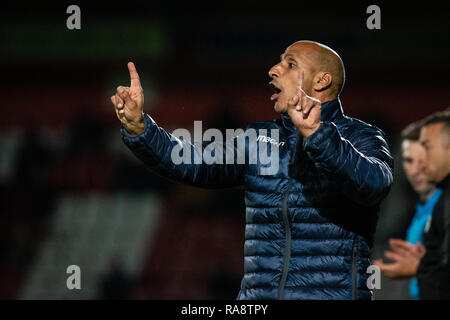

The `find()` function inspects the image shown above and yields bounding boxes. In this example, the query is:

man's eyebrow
[280,53,295,61]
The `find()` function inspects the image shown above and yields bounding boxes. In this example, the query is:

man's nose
[268,64,281,78]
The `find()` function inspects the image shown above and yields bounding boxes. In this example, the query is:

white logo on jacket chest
[257,135,286,147]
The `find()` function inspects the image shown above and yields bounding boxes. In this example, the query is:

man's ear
[313,72,332,92]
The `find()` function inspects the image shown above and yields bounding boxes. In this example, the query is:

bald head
[288,40,345,98]
[268,40,346,112]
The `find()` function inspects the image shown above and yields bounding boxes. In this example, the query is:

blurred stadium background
[1,2,450,299]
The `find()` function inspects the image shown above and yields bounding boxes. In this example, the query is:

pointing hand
[111,62,145,135]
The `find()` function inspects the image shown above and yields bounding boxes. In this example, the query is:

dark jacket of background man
[418,174,450,299]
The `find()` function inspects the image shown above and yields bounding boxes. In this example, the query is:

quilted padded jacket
[121,98,394,300]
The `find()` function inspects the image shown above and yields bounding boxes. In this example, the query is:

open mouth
[269,82,282,101]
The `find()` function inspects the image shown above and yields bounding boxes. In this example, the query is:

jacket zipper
[277,178,293,300]
[351,240,358,300]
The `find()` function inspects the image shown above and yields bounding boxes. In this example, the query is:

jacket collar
[437,173,450,190]
[281,98,345,131]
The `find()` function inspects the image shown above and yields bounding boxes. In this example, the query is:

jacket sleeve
[120,113,246,188]
[303,121,393,206]
[438,189,450,298]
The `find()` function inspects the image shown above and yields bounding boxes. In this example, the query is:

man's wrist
[123,115,145,136]
[300,122,321,138]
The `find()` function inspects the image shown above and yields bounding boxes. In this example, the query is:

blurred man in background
[373,121,441,299]
[111,40,393,300]
[417,110,450,299]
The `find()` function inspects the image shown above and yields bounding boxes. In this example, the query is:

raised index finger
[128,62,141,89]
[297,70,304,91]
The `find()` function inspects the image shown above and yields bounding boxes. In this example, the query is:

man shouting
[111,40,394,300]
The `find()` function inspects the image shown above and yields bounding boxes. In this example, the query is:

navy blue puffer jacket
[121,98,394,300]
